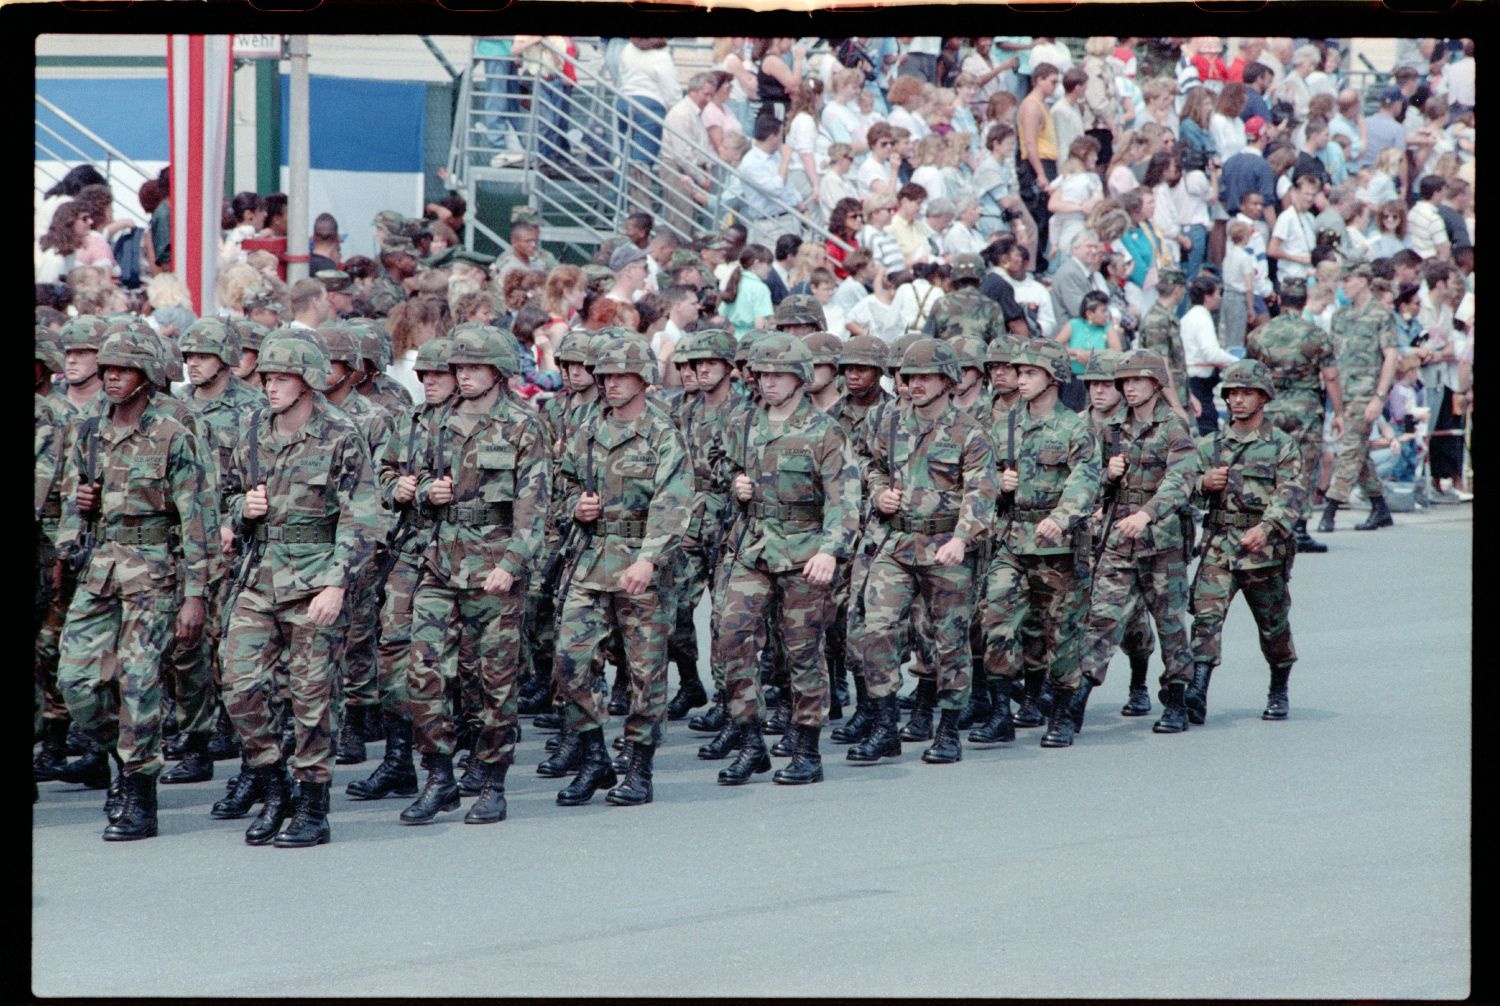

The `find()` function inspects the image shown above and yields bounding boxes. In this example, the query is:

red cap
[1245,115,1267,140]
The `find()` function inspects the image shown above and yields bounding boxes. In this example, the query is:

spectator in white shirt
[885,76,931,141]
[651,284,700,387]
[807,266,847,340]
[943,196,986,256]
[1405,175,1451,261]
[860,191,908,275]
[831,249,874,320]
[737,117,808,249]
[996,239,1057,338]
[1051,69,1088,160]
[1181,275,1238,433]
[661,72,718,236]
[1267,169,1320,284]
[818,143,861,223]
[856,122,901,197]
[821,69,869,153]
[1442,39,1474,109]
[845,264,906,344]
[892,262,946,331]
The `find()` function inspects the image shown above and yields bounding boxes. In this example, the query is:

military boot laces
[211,760,267,819]
[1354,495,1394,530]
[688,693,727,734]
[831,677,875,744]
[161,733,214,785]
[613,738,635,774]
[698,719,740,760]
[1039,689,1078,748]
[1013,672,1046,728]
[606,742,655,805]
[463,762,508,824]
[346,714,418,800]
[458,747,490,796]
[32,719,70,782]
[401,753,461,824]
[517,674,552,716]
[969,678,1016,744]
[718,723,771,785]
[557,730,617,806]
[1184,662,1214,725]
[920,707,963,764]
[898,679,937,742]
[763,687,792,737]
[537,729,585,777]
[102,773,157,842]
[334,706,367,765]
[274,780,331,847]
[847,694,903,763]
[665,671,709,721]
[244,765,293,845]
[774,725,824,784]
[1262,665,1292,720]
[771,718,800,758]
[207,705,241,761]
[1153,682,1191,733]
[1122,655,1153,716]
[164,729,191,762]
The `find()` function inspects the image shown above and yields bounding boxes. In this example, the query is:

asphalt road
[32,502,1471,998]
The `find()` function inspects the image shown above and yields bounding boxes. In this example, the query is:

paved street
[32,503,1470,998]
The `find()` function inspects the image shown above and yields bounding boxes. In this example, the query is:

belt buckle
[266,526,285,543]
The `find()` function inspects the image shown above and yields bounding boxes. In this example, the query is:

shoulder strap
[246,409,263,487]
[82,416,101,483]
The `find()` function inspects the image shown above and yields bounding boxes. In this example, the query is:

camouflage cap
[413,336,455,374]
[838,334,889,370]
[667,249,706,275]
[353,323,393,370]
[702,234,731,251]
[749,332,814,384]
[582,264,616,292]
[733,330,763,369]
[676,328,737,364]
[380,235,419,257]
[774,294,826,330]
[179,317,242,368]
[316,325,363,367]
[257,333,330,389]
[230,317,269,354]
[887,332,925,375]
[984,335,1021,367]
[372,210,407,233]
[899,337,962,382]
[1278,276,1309,300]
[97,326,164,387]
[448,322,521,376]
[554,330,595,367]
[1113,348,1168,386]
[801,331,843,366]
[510,205,541,226]
[153,331,185,385]
[1080,349,1125,383]
[60,315,110,352]
[948,335,986,372]
[315,269,355,295]
[398,217,429,240]
[1341,262,1375,281]
[1157,266,1187,289]
[593,336,658,385]
[1219,358,1276,401]
[950,253,985,282]
[242,285,286,315]
[35,327,66,373]
[1011,339,1071,384]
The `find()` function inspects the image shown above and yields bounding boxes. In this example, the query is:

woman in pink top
[702,71,744,161]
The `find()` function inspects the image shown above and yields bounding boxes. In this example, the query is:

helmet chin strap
[109,374,151,406]
[67,367,99,388]
[459,369,499,399]
[270,379,312,415]
[192,360,226,388]
[696,366,728,395]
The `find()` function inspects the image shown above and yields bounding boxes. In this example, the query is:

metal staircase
[35,94,153,227]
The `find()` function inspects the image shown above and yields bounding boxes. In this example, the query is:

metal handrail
[35,94,153,226]
[35,95,158,186]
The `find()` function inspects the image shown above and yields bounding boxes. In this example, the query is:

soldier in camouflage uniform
[948,336,989,426]
[229,315,270,390]
[397,326,550,826]
[55,329,212,840]
[1076,349,1200,733]
[1245,278,1344,553]
[34,328,75,780]
[350,319,417,413]
[802,332,844,414]
[713,335,861,786]
[846,339,997,766]
[974,339,1099,749]
[540,339,693,807]
[242,286,286,333]
[924,253,1008,345]
[1133,268,1194,422]
[370,237,417,317]
[1318,263,1399,534]
[1157,359,1303,722]
[211,335,380,847]
[346,337,457,802]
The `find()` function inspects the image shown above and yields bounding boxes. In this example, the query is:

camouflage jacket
[376,399,449,568]
[1001,400,1099,556]
[1246,312,1336,409]
[724,395,861,573]
[678,390,736,545]
[827,389,890,450]
[1096,396,1198,556]
[923,288,1007,344]
[329,389,397,539]
[558,400,693,591]
[57,394,213,601]
[864,399,998,565]
[174,376,266,506]
[224,397,381,601]
[539,391,602,534]
[955,390,990,428]
[1329,300,1397,400]
[495,248,559,285]
[35,388,68,526]
[362,374,416,413]
[1135,301,1191,410]
[414,393,551,588]
[1158,417,1302,571]
[368,277,407,317]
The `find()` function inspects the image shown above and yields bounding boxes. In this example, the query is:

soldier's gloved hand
[1116,511,1152,540]
[176,597,205,646]
[803,552,836,584]
[1107,454,1127,480]
[1202,466,1230,493]
[1036,516,1063,544]
[428,476,455,506]
[619,559,654,596]
[999,469,1019,494]
[1240,524,1269,554]
[935,537,967,566]
[484,567,515,595]
[575,492,601,523]
[732,474,754,502]
[76,480,101,513]
[243,484,269,520]
[308,585,346,627]
[876,487,904,514]
[394,474,419,504]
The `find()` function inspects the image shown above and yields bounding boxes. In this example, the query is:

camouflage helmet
[413,336,454,374]
[316,325,363,367]
[593,336,659,385]
[348,319,393,370]
[242,285,286,316]
[734,330,765,370]
[899,337,962,383]
[230,317,269,354]
[581,264,615,293]
[838,334,889,371]
[773,294,826,331]
[984,336,1020,368]
[1219,358,1276,401]
[949,335,986,372]
[950,253,985,283]
[257,332,330,389]
[675,328,737,365]
[749,332,814,384]
[448,323,521,377]
[801,331,843,367]
[1011,339,1071,384]
[179,318,241,368]
[35,327,66,373]
[554,330,596,367]
[1113,348,1169,388]
[888,332,925,375]
[60,315,109,352]
[96,326,165,387]
[1080,350,1124,383]
[153,332,185,384]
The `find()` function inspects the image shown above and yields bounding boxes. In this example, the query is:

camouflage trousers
[374,557,421,714]
[555,582,670,743]
[1325,399,1382,504]
[523,529,568,685]
[162,577,220,738]
[222,587,348,784]
[717,560,834,728]
[1190,561,1296,669]
[1081,546,1192,686]
[981,549,1087,691]
[844,537,935,684]
[858,551,973,710]
[408,573,525,767]
[669,541,711,682]
[340,553,384,709]
[58,587,175,778]
[35,565,77,727]
[1268,396,1325,515]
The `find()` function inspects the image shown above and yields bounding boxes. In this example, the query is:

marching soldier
[949,336,990,425]
[351,320,418,413]
[229,316,269,390]
[1133,268,1195,422]
[923,253,1008,344]
[34,328,72,782]
[802,332,844,414]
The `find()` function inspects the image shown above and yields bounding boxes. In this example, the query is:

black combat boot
[922,708,963,764]
[774,725,824,784]
[160,732,213,784]
[613,737,634,773]
[1121,654,1152,716]
[66,720,89,755]
[537,729,584,777]
[688,692,727,733]
[102,773,157,842]
[771,720,799,758]
[517,674,551,716]
[827,651,847,721]
[957,666,992,730]
[898,679,937,742]
[665,666,709,720]
[278,705,296,760]
[102,753,126,823]
[847,694,902,763]
[1184,662,1214,725]
[1153,681,1190,733]
[1262,665,1292,720]
[763,685,792,737]
[164,729,190,762]
[969,678,1016,744]
[207,704,241,761]
[1070,677,1095,734]
[335,704,367,765]
[55,739,112,789]
[358,705,385,742]
[557,730,617,806]
[458,742,489,795]
[464,761,509,824]
[346,713,418,800]
[533,704,564,732]
[606,668,630,717]
[697,720,740,760]
[1036,677,1056,717]
[1294,518,1329,553]
[1039,689,1078,747]
[1013,671,1045,728]
[607,742,655,805]
[400,753,461,824]
[32,718,69,782]
[1354,495,1394,530]
[718,723,770,785]
[1317,499,1340,533]
[274,780,331,847]
[244,764,293,845]
[831,676,874,744]
[211,761,267,819]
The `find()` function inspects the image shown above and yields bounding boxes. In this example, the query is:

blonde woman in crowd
[143,271,197,338]
[216,262,263,318]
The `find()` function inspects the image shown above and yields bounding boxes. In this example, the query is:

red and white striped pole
[167,35,233,316]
